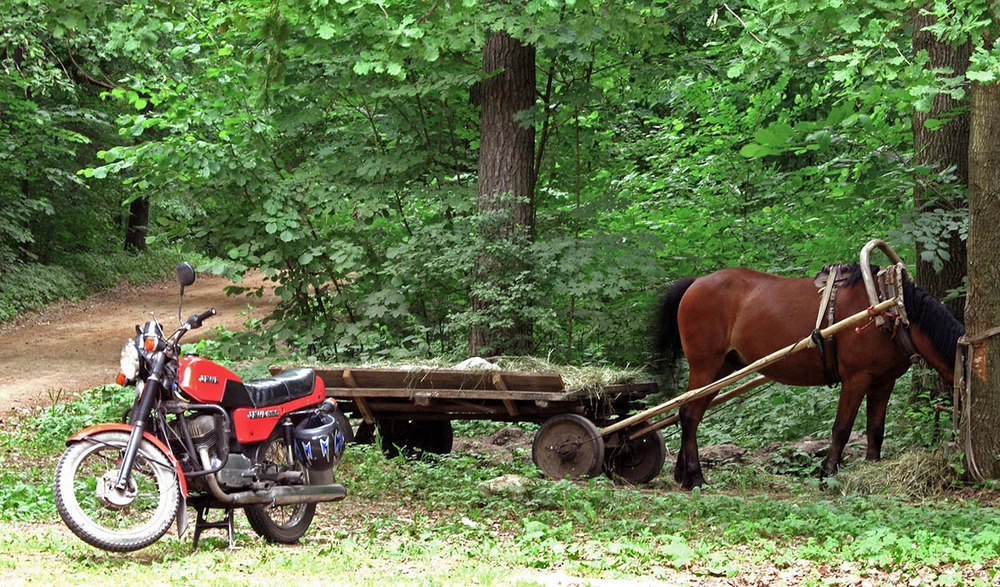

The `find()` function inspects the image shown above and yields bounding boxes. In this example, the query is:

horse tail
[655,277,696,372]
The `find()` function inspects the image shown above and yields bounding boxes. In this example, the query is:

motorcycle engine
[188,414,218,455]
[186,414,254,490]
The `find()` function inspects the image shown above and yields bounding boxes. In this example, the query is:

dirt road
[0,271,277,414]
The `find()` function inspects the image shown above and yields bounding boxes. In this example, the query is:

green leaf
[739,144,779,158]
[353,60,375,75]
[317,24,337,40]
[423,43,440,62]
[754,123,794,147]
[967,70,996,83]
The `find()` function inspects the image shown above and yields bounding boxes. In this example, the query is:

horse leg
[820,379,869,480]
[674,394,716,489]
[864,381,894,461]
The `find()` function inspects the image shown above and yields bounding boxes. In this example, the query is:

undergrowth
[2,390,1000,585]
[0,247,185,324]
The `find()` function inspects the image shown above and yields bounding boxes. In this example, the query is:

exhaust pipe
[222,481,347,507]
[199,448,347,506]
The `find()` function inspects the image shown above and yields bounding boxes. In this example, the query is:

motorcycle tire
[53,430,181,552]
[244,429,328,544]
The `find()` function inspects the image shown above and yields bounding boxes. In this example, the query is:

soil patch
[0,271,277,415]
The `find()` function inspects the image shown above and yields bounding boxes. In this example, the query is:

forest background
[9,3,1000,583]
[2,0,992,368]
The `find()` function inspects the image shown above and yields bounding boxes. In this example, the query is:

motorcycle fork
[116,361,165,489]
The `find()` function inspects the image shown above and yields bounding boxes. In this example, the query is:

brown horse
[656,263,964,489]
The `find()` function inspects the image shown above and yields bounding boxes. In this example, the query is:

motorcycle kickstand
[192,506,238,550]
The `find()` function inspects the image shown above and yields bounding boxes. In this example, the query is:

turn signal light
[144,337,158,352]
[116,372,127,386]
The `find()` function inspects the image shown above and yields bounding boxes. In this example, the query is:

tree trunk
[124,197,149,251]
[910,12,970,404]
[961,78,1000,480]
[912,12,970,315]
[469,31,537,356]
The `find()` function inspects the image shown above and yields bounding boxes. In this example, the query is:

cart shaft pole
[627,375,771,440]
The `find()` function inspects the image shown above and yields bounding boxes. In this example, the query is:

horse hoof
[679,473,705,491]
[817,468,840,491]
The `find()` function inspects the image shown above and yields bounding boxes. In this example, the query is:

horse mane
[901,277,965,365]
[823,263,965,365]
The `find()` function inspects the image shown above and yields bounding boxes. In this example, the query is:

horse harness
[871,263,922,364]
[812,263,922,387]
[812,264,845,386]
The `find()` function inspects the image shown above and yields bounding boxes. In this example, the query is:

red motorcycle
[53,263,348,552]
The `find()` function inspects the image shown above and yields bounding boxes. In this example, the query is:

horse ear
[813,264,836,290]
[813,263,854,290]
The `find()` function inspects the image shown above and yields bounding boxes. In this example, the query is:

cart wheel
[379,419,454,458]
[532,414,605,480]
[603,422,666,484]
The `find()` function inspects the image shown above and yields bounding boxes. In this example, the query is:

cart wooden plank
[322,386,573,402]
[313,367,566,393]
[267,365,656,426]
[315,381,656,403]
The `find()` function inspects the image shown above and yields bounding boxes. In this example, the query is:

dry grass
[489,356,649,390]
[838,448,960,499]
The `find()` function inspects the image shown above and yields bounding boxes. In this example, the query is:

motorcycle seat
[238,368,317,408]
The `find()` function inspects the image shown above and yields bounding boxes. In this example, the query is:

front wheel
[53,430,181,552]
[244,430,324,544]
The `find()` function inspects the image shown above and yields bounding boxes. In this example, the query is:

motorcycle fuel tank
[177,355,243,404]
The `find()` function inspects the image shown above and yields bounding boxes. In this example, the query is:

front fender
[67,423,188,497]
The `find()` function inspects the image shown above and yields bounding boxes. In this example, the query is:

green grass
[4,395,1000,586]
[2,355,996,585]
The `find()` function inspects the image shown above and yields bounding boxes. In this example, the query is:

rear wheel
[54,430,180,552]
[244,430,324,544]
[532,414,605,479]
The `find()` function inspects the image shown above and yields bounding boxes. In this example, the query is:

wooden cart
[268,365,664,483]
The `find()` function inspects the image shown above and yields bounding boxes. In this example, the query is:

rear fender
[66,423,188,497]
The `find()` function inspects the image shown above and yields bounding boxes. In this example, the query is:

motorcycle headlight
[119,340,141,382]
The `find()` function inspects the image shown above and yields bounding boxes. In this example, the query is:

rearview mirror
[176,262,196,288]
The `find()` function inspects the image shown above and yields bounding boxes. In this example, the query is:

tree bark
[912,11,970,316]
[910,12,970,405]
[469,31,537,356]
[962,78,1000,480]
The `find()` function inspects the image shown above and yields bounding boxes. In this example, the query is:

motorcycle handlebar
[188,308,217,329]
